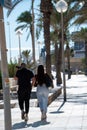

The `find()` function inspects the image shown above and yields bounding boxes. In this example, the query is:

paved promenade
[0,74,87,130]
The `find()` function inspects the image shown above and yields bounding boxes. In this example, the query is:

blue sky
[3,0,43,63]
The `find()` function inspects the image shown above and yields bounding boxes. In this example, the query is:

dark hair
[21,63,26,68]
[37,65,44,75]
[37,65,45,85]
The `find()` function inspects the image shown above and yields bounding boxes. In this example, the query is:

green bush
[8,63,18,77]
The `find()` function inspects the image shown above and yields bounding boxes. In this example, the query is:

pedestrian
[34,65,53,121]
[15,63,35,122]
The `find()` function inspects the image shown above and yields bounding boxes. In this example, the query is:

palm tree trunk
[66,45,71,79]
[55,42,62,85]
[40,0,53,76]
[43,13,51,75]
[57,42,62,85]
[85,41,87,74]
[31,0,36,65]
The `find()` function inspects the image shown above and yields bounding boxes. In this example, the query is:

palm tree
[7,0,36,67]
[51,1,84,84]
[71,1,87,72]
[15,10,36,65]
[65,43,71,79]
[22,50,34,68]
[40,0,53,76]
[22,50,31,64]
[49,0,80,84]
[65,30,72,79]
[72,1,87,25]
[50,30,62,85]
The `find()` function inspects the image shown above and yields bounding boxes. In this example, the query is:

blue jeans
[36,84,49,113]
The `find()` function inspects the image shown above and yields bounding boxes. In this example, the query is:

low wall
[48,87,62,105]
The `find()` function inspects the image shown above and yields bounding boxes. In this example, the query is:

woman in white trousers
[34,65,52,121]
[37,84,49,120]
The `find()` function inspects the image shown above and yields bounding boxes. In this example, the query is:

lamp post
[37,41,41,61]
[56,0,68,101]
[0,7,12,130]
[7,21,11,62]
[16,29,23,65]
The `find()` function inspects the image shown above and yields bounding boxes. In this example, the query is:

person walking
[15,63,34,122]
[34,65,53,121]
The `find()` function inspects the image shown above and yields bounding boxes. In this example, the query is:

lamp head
[56,0,68,13]
[16,29,23,36]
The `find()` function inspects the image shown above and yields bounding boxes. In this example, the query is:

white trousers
[36,84,49,113]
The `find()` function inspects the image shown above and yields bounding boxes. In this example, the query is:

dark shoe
[41,112,47,121]
[24,114,28,122]
[21,111,25,120]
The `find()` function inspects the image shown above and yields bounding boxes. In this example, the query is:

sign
[0,0,12,9]
[5,78,10,87]
[4,0,12,8]
[0,0,4,5]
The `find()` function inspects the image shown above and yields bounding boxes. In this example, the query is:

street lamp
[37,41,41,61]
[56,0,68,101]
[0,7,12,130]
[7,21,12,62]
[16,29,23,65]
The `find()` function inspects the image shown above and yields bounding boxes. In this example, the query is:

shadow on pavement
[12,121,32,129]
[12,120,50,129]
[50,101,65,114]
[32,120,50,127]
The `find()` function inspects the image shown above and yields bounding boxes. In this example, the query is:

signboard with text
[0,0,12,9]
